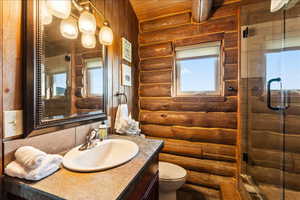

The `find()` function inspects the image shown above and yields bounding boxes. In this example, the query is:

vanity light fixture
[44,0,113,46]
[60,17,79,39]
[78,10,97,34]
[99,21,113,46]
[46,0,72,19]
[81,33,96,48]
[41,0,53,25]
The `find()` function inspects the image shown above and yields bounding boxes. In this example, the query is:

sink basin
[63,139,139,172]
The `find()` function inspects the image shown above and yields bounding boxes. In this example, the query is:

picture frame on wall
[122,64,132,86]
[122,37,132,63]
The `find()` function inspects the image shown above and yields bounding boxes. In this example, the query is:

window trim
[174,41,224,97]
[84,58,104,97]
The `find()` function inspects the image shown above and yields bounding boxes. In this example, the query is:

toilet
[159,161,187,200]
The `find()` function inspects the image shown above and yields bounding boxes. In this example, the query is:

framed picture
[122,37,132,63]
[122,64,132,86]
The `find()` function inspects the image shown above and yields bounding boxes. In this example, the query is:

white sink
[63,139,139,172]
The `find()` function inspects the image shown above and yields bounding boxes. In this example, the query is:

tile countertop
[3,135,164,200]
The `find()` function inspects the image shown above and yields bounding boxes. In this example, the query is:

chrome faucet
[79,129,98,151]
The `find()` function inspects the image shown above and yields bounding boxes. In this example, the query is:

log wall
[138,2,240,199]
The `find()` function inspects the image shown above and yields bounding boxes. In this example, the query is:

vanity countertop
[3,135,163,200]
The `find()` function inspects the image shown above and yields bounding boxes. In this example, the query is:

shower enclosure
[241,0,300,199]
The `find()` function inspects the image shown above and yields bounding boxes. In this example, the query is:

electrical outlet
[4,110,23,138]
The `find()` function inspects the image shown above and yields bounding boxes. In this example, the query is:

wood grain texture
[140,12,191,33]
[140,111,237,128]
[140,42,173,58]
[140,56,173,71]
[251,130,300,153]
[141,124,236,145]
[140,16,237,44]
[140,70,172,84]
[175,32,224,47]
[180,184,220,200]
[220,180,241,200]
[0,0,3,174]
[187,170,235,189]
[3,0,22,110]
[160,153,236,177]
[129,0,192,20]
[139,84,171,97]
[140,97,237,112]
[252,113,300,134]
[137,2,240,194]
[147,136,236,162]
[248,165,300,191]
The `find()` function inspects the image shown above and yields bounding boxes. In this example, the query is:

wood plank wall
[138,3,240,200]
[0,0,139,172]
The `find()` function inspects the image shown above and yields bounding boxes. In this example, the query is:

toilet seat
[159,161,187,181]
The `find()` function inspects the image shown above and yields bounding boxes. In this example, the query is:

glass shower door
[241,1,286,199]
[281,2,300,199]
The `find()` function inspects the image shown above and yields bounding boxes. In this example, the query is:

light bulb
[81,33,96,49]
[99,25,113,46]
[78,11,96,34]
[60,17,78,39]
[46,0,71,19]
[41,0,52,25]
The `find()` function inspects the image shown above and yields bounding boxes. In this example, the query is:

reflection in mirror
[41,13,105,122]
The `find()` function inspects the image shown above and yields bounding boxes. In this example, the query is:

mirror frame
[23,0,108,136]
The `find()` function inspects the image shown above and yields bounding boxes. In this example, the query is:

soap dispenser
[98,121,108,141]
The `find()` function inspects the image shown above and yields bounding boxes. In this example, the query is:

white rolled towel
[15,146,47,169]
[5,154,63,181]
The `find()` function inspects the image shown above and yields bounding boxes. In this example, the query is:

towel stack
[115,104,141,135]
[5,146,63,181]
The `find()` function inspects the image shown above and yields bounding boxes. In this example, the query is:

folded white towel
[5,154,63,181]
[15,146,47,169]
[114,104,129,133]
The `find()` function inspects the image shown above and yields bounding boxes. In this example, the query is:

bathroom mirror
[23,0,107,136]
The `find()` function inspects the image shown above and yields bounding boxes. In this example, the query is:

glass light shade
[46,0,71,19]
[41,1,52,25]
[60,18,78,39]
[81,33,96,49]
[99,25,113,46]
[78,11,96,34]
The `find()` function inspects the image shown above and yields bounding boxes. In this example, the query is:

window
[85,58,103,96]
[175,41,222,96]
[266,50,300,91]
[52,72,67,96]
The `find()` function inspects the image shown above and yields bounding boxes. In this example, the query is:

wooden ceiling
[129,0,240,21]
[129,0,193,21]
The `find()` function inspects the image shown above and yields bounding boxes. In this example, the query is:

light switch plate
[4,110,23,138]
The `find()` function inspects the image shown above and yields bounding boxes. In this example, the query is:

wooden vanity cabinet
[125,155,159,200]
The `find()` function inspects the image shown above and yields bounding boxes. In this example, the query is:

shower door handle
[267,77,289,111]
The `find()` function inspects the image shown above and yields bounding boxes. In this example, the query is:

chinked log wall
[138,2,240,199]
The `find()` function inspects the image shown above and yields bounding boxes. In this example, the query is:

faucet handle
[86,129,98,141]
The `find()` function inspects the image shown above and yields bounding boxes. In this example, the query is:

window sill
[173,96,226,102]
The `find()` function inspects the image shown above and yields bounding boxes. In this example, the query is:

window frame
[84,58,104,97]
[174,41,224,97]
